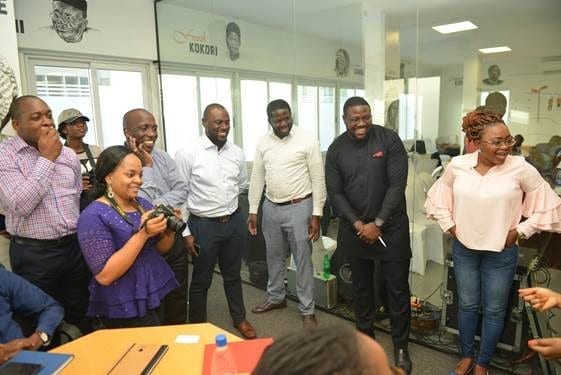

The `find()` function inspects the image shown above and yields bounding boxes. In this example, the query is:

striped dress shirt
[0,136,81,239]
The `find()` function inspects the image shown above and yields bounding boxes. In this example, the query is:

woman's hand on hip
[447,226,457,239]
[504,228,518,248]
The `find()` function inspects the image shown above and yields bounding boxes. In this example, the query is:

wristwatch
[36,331,49,346]
[517,231,526,242]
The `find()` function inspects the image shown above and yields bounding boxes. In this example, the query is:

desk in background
[50,323,241,374]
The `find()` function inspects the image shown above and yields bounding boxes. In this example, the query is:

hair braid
[461,110,504,141]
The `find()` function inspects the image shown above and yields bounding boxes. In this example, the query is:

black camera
[147,204,186,233]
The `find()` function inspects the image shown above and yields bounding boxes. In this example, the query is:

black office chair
[409,140,427,155]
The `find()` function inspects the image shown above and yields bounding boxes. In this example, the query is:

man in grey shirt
[123,108,189,324]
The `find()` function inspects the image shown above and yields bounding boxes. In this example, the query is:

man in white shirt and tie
[175,103,256,339]
[248,99,326,327]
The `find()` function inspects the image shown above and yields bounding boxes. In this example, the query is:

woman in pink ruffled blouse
[425,110,561,375]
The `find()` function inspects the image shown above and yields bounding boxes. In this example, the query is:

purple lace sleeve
[77,203,119,275]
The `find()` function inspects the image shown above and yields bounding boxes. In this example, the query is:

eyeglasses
[479,137,516,147]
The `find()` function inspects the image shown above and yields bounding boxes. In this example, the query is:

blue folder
[0,350,74,375]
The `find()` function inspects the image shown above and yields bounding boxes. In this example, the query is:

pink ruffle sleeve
[518,181,561,237]
[424,178,455,232]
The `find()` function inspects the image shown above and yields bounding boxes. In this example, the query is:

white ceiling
[161,0,561,69]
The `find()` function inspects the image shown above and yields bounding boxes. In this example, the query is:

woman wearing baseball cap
[58,108,102,210]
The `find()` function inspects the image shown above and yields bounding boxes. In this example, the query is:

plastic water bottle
[323,254,331,280]
[210,334,237,375]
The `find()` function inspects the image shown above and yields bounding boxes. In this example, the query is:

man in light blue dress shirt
[123,108,189,325]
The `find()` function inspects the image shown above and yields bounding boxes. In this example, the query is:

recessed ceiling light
[432,21,478,34]
[478,46,512,54]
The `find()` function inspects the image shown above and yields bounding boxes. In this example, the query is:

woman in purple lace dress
[77,145,179,329]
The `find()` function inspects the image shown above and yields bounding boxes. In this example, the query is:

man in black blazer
[325,96,412,374]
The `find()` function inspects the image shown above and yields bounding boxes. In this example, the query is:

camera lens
[167,216,186,233]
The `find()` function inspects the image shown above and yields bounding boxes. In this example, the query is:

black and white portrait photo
[334,48,350,77]
[50,0,89,43]
[0,55,18,127]
[482,64,504,85]
[226,22,241,61]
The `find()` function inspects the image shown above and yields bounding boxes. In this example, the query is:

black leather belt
[270,193,312,206]
[190,208,239,223]
[12,233,77,247]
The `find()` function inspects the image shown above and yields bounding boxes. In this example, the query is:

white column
[361,3,385,124]
[385,29,400,80]
[462,56,481,116]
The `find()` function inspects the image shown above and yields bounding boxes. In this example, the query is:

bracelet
[517,231,526,241]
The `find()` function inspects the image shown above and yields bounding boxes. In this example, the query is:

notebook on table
[0,350,74,375]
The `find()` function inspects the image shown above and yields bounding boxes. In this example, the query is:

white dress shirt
[175,135,248,236]
[248,126,326,216]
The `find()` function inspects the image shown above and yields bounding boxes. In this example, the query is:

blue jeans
[452,240,518,367]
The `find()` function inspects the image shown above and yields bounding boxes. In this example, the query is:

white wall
[438,65,463,144]
[15,0,157,61]
[157,3,363,84]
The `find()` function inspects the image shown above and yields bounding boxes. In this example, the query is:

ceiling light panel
[478,46,512,54]
[432,21,478,34]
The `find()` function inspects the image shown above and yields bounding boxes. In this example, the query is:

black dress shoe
[395,347,412,374]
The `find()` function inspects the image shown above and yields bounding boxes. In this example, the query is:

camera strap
[104,193,145,227]
[64,142,97,172]
[83,143,97,171]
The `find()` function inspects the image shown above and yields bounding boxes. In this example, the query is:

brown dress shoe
[302,314,318,328]
[251,299,287,314]
[235,320,257,339]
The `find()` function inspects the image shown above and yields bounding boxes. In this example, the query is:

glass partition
[156,0,561,370]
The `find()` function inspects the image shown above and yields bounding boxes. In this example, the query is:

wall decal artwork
[482,64,504,85]
[226,21,240,61]
[0,54,17,127]
[531,85,548,121]
[50,0,89,43]
[334,48,350,77]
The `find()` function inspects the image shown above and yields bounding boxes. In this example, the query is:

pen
[378,235,387,248]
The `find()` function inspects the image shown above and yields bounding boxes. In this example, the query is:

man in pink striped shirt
[0,96,90,334]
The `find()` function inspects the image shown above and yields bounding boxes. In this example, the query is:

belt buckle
[218,215,230,223]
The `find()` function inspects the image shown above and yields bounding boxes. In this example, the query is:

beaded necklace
[104,192,145,226]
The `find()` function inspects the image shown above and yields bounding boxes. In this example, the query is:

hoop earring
[107,185,114,199]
